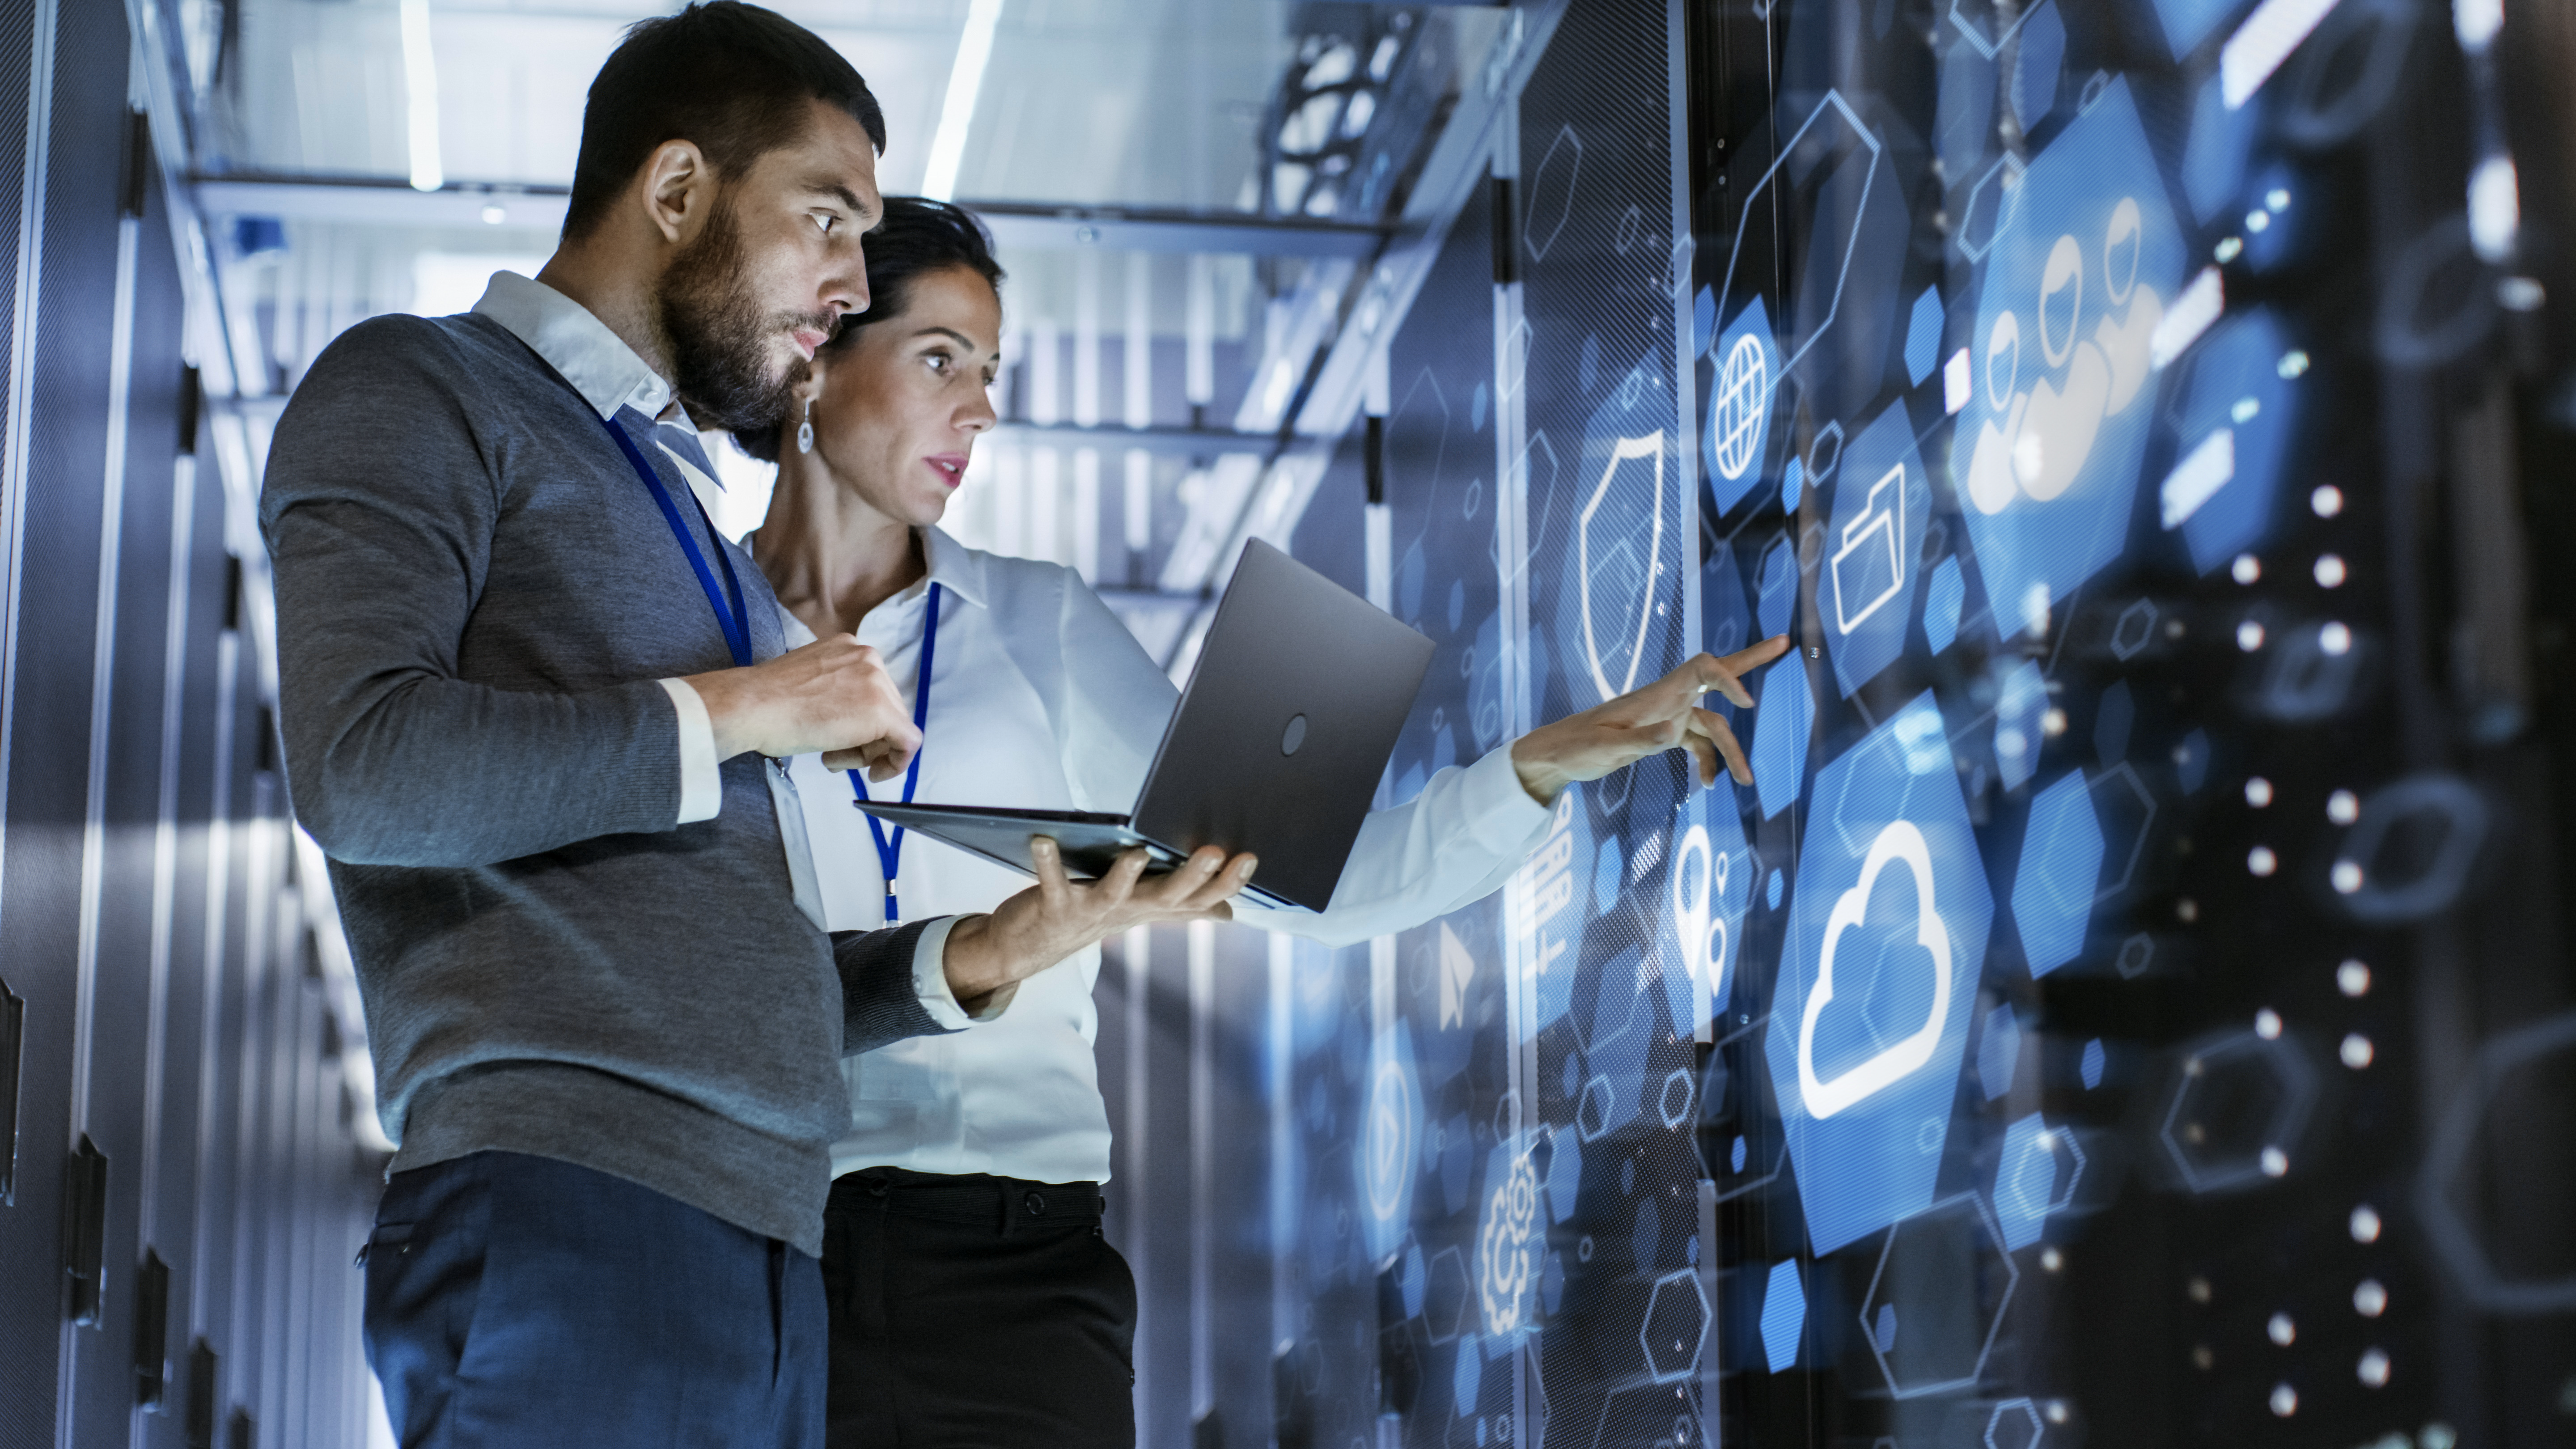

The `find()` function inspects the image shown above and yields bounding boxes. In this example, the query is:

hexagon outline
[2416,1009,2576,1313]
[1949,0,2046,58]
[2337,774,2489,925]
[1577,431,1667,702]
[2109,598,2158,660]
[1956,154,2026,263]
[1713,92,1886,406]
[1525,123,1583,263]
[2156,1028,2322,1193]
[1708,1015,1792,1203]
[2113,932,2153,979]
[1995,1113,2087,1250]
[1657,1067,1695,1130]
[2012,770,2106,977]
[1641,1268,1709,1382]
[1424,1244,1472,1344]
[2087,762,2157,902]
[1986,1396,2045,1449]
[1858,1193,2022,1399]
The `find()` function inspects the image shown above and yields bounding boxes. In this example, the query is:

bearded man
[259,6,1247,1443]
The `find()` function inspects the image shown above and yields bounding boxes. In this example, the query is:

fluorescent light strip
[2152,266,2225,369]
[919,0,1005,202]
[2161,428,2236,530]
[400,0,444,192]
[2222,0,2345,109]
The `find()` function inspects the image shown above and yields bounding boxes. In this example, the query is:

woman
[736,198,1784,1447]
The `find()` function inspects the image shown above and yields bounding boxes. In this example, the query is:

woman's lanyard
[848,583,943,924]
[595,415,754,667]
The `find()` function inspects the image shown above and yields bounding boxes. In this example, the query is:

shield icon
[1577,431,1665,703]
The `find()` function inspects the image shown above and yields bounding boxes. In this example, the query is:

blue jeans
[362,1151,826,1449]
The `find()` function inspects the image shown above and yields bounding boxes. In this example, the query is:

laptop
[852,539,1435,913]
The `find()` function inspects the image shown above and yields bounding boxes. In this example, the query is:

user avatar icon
[1948,79,2184,640]
[1962,198,2162,516]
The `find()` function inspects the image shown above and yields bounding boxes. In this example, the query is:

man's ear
[641,139,713,246]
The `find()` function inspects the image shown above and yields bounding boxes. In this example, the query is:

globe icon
[1711,332,1771,482]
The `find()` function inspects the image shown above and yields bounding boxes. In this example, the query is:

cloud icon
[1798,820,1954,1119]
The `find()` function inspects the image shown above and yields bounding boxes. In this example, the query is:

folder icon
[1831,462,1907,635]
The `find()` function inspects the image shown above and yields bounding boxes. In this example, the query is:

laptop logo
[1281,714,1309,755]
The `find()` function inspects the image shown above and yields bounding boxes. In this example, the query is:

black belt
[830,1167,1104,1233]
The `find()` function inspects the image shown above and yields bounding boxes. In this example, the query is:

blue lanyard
[596,415,755,668]
[847,581,943,923]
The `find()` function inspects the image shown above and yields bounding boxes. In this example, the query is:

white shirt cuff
[658,678,723,825]
[1461,741,1555,846]
[908,915,1013,1029]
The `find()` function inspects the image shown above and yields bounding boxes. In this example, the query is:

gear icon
[1477,1149,1543,1333]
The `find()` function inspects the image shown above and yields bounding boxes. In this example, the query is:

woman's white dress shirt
[781,527,1551,1185]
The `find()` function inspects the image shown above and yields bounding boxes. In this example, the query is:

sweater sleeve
[260,318,688,867]
[830,917,966,1055]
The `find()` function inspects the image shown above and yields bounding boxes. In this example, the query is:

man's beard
[657,196,829,433]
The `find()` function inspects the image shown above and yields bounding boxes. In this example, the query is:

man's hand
[683,635,921,780]
[1508,635,1794,805]
[939,839,1258,1013]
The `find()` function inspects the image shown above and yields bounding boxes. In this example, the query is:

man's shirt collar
[471,270,681,424]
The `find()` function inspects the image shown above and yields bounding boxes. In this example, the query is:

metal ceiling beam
[186,174,1389,257]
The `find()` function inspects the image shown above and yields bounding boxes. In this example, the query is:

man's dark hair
[564,1,886,241]
[735,197,1006,462]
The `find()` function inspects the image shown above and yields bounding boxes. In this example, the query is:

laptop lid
[1129,539,1434,911]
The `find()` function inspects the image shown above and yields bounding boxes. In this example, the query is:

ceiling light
[920,0,1005,202]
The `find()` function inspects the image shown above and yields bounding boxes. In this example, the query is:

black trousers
[821,1168,1137,1448]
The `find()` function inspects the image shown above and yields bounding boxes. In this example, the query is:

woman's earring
[795,399,815,456]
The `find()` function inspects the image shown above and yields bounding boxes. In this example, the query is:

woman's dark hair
[564,2,887,242]
[733,197,1006,462]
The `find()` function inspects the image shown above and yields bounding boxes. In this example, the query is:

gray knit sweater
[261,310,944,1255]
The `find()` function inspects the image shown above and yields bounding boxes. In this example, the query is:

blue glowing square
[2012,770,2105,976]
[1925,557,1966,654]
[1751,659,1816,820]
[2010,0,2064,131]
[1977,1004,2021,1101]
[1706,297,1787,515]
[2148,0,2243,61]
[1936,41,1998,184]
[1905,287,1946,387]
[2080,1038,2106,1089]
[1825,402,1933,699]
[1994,661,2046,793]
[1702,539,1755,661]
[1757,537,1797,642]
[1763,694,1995,1254]
[2175,728,2211,793]
[2182,73,2257,225]
[1759,1260,1806,1372]
[2165,309,2297,574]
[1948,81,2187,642]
